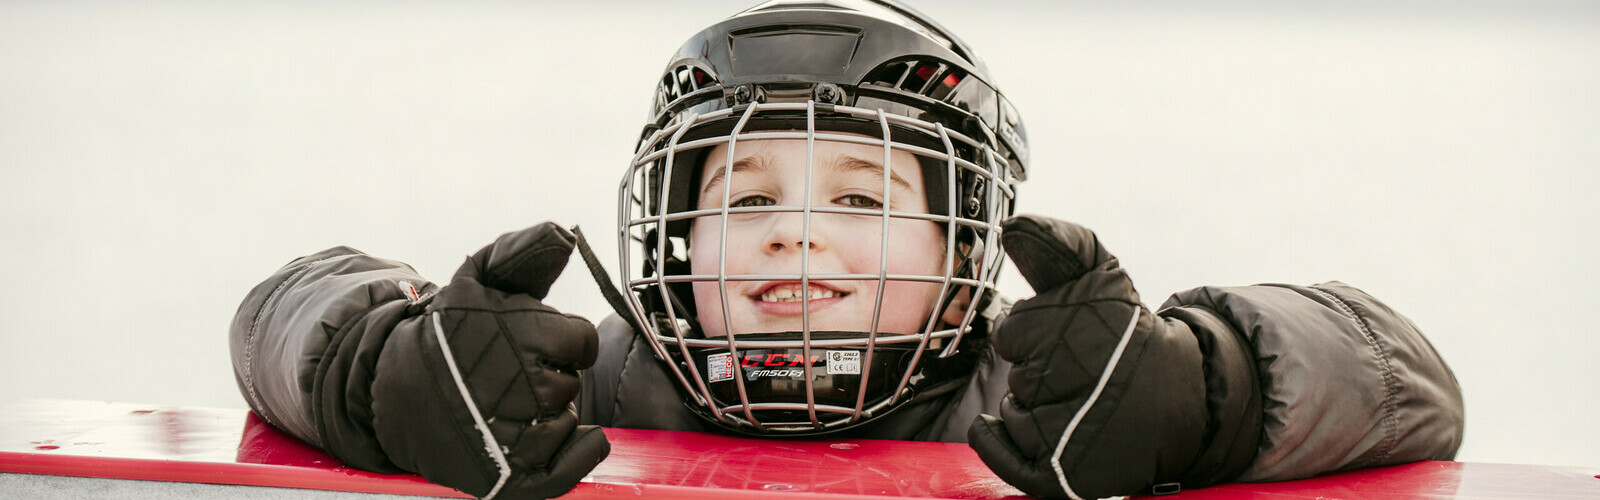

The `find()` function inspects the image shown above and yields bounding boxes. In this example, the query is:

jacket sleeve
[228,246,438,472]
[1159,281,1465,482]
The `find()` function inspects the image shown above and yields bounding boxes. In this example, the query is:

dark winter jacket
[231,246,1464,492]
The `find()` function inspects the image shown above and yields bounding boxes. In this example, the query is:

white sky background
[1,0,1595,468]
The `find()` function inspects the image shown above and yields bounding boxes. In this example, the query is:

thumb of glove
[454,222,576,299]
[968,414,1070,498]
[1000,215,1118,294]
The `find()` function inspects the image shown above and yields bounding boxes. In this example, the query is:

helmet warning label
[707,353,734,382]
[826,350,860,375]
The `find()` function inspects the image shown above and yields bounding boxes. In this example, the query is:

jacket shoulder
[580,315,705,432]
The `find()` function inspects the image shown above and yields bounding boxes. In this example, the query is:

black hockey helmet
[617,0,1027,436]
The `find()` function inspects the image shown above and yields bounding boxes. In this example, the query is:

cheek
[688,223,713,274]
[692,281,729,337]
[857,220,946,276]
[688,225,734,277]
[687,224,727,337]
[844,221,947,334]
[690,220,766,274]
[872,280,946,333]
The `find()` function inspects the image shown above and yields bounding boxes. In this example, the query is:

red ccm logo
[741,353,820,368]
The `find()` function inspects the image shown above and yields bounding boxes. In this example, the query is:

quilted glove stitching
[440,311,520,449]
[462,320,501,388]
[492,313,552,420]
[430,311,512,499]
[1048,304,1142,500]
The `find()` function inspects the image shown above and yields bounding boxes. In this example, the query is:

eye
[730,195,774,208]
[836,194,883,209]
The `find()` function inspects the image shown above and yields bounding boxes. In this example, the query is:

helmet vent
[863,60,912,88]
[905,62,940,92]
[862,59,967,103]
[659,65,718,104]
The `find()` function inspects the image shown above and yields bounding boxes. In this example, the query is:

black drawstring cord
[570,226,647,335]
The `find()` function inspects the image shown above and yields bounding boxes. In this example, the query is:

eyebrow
[699,153,770,200]
[699,153,914,200]
[832,155,913,192]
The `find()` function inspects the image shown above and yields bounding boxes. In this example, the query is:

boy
[229,1,1465,499]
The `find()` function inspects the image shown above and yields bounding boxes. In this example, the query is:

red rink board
[2,399,1597,499]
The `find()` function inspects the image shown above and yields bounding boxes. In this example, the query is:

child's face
[688,137,951,338]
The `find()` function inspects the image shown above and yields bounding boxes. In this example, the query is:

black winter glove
[968,215,1259,499]
[349,223,608,498]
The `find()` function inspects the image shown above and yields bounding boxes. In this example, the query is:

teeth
[759,285,838,303]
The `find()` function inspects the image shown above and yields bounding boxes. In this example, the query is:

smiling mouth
[754,282,849,303]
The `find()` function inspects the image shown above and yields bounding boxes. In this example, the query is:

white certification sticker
[826,350,860,375]
[707,353,734,382]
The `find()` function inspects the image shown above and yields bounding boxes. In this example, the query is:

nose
[762,210,824,255]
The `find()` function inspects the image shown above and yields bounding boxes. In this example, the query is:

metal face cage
[617,100,1016,435]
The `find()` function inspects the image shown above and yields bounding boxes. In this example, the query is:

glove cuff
[1161,305,1262,487]
[311,298,413,474]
